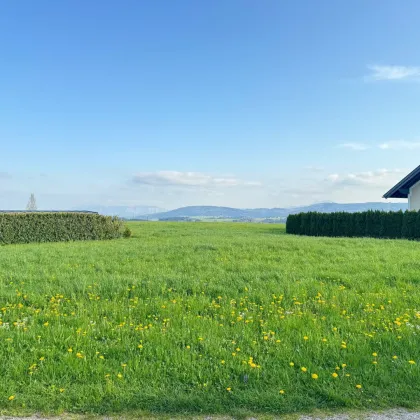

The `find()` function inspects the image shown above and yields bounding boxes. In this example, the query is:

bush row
[0,212,124,245]
[286,210,420,239]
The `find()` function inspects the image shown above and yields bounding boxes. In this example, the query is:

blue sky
[1,0,420,209]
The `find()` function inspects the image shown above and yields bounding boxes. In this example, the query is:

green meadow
[0,222,419,416]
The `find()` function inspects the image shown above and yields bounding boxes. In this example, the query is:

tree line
[286,210,420,239]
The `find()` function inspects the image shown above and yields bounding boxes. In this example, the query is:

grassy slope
[0,222,419,416]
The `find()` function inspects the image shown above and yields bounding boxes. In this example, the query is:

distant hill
[143,202,408,220]
[79,202,408,220]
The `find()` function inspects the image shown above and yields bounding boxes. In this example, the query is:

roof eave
[383,165,420,199]
[383,191,408,199]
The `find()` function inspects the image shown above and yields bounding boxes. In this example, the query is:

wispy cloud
[379,140,420,150]
[131,171,261,188]
[338,143,369,151]
[367,65,420,81]
[327,169,404,188]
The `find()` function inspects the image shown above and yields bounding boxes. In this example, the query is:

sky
[1,0,420,210]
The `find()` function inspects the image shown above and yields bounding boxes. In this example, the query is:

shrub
[0,212,123,245]
[402,211,417,239]
[353,212,366,237]
[123,226,132,238]
[365,210,382,238]
[286,213,301,235]
[286,210,420,240]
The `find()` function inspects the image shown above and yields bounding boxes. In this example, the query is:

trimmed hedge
[286,210,420,239]
[0,212,123,245]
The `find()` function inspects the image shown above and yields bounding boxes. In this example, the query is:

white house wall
[409,181,420,211]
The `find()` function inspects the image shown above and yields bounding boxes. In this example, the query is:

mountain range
[142,202,407,220]
[82,202,407,220]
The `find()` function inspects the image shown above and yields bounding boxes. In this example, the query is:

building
[383,165,420,211]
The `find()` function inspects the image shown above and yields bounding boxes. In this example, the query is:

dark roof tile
[383,165,420,198]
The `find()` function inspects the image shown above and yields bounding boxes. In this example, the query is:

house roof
[383,165,420,199]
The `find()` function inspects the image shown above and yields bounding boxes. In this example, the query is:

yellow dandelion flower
[43,322,49,327]
[39,356,45,361]
[392,355,398,360]
[99,355,104,359]
[76,352,83,358]
[409,360,416,365]
[341,363,347,368]
[356,384,362,389]
[232,352,236,356]
[68,348,73,353]
[138,344,143,349]
[372,361,377,365]
[8,395,15,401]
[59,388,65,393]
[289,362,294,367]
[372,352,378,357]
[332,372,338,378]
[226,387,232,392]
[301,367,307,372]
[279,389,285,394]
[311,373,319,379]
[221,360,225,364]
[117,373,123,379]
[303,336,309,341]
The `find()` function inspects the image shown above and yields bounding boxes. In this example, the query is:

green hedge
[0,212,123,245]
[286,210,420,239]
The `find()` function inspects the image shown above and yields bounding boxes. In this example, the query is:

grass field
[1,222,420,416]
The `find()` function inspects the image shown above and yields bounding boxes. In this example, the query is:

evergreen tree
[26,193,37,211]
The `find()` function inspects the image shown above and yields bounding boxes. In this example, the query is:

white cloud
[327,174,340,182]
[379,140,420,150]
[338,143,369,151]
[326,168,404,188]
[131,171,261,188]
[367,65,420,81]
[2,166,409,211]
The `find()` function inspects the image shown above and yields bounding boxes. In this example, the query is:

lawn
[0,222,419,416]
